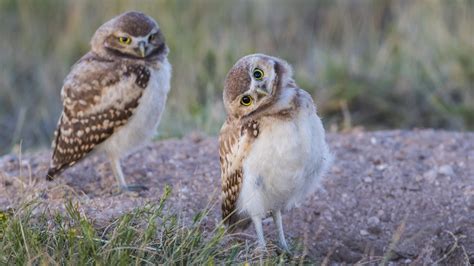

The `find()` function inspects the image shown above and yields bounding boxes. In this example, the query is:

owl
[45,11,171,192]
[220,54,332,252]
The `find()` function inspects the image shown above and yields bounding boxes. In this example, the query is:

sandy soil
[0,130,473,264]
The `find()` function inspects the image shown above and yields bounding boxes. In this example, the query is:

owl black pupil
[253,71,262,79]
[242,96,250,104]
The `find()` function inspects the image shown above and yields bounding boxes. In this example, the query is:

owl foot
[275,245,293,257]
[120,184,149,192]
[253,245,269,259]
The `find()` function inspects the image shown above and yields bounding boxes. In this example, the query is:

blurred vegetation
[0,0,473,155]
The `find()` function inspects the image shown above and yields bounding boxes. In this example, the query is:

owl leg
[252,216,267,251]
[109,156,147,192]
[272,210,290,252]
[109,156,128,189]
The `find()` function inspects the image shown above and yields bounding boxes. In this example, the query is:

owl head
[223,54,294,118]
[91,11,168,61]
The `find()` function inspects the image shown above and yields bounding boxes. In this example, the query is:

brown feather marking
[46,54,149,180]
[114,11,156,37]
[46,103,138,179]
[220,118,260,229]
[223,64,251,104]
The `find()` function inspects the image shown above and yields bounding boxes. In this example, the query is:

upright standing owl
[45,11,171,192]
[220,54,332,252]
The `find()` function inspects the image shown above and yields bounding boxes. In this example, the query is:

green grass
[0,0,473,154]
[0,186,306,265]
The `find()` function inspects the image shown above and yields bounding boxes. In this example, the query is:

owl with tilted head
[220,54,332,252]
[46,11,171,192]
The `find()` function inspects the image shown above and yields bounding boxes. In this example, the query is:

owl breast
[98,59,172,157]
[238,98,331,217]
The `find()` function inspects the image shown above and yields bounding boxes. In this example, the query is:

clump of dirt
[0,130,473,264]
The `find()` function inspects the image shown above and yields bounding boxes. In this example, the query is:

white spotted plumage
[98,58,171,157]
[46,11,171,192]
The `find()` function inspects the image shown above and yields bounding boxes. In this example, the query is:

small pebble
[360,229,369,236]
[368,216,380,226]
[363,177,373,183]
[423,169,437,182]
[367,216,382,234]
[438,165,454,176]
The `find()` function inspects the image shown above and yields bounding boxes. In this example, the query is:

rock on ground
[0,130,473,264]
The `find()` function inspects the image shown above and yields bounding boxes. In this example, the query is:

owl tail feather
[222,211,251,232]
[45,164,65,181]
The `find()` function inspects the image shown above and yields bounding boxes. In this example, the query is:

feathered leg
[272,210,290,252]
[252,216,266,250]
[109,155,147,192]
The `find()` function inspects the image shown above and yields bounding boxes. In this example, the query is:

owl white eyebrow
[135,30,158,41]
[133,36,149,42]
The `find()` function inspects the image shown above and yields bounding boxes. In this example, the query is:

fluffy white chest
[238,108,330,217]
[100,60,171,157]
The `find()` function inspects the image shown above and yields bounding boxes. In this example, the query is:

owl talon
[275,245,292,256]
[120,184,148,192]
[254,245,269,258]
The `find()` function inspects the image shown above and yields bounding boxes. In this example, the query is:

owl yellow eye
[253,68,264,80]
[118,36,131,45]
[240,95,253,106]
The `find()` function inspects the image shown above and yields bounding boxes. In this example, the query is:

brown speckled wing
[46,53,150,180]
[220,118,259,228]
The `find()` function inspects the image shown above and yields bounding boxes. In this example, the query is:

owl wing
[46,53,151,179]
[220,118,258,229]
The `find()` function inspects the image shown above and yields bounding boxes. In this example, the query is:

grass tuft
[0,186,308,264]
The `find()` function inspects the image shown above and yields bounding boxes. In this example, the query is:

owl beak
[138,41,146,57]
[256,88,269,96]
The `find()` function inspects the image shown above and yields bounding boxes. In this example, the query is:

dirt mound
[0,130,472,264]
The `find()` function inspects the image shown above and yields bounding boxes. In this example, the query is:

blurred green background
[0,0,473,155]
